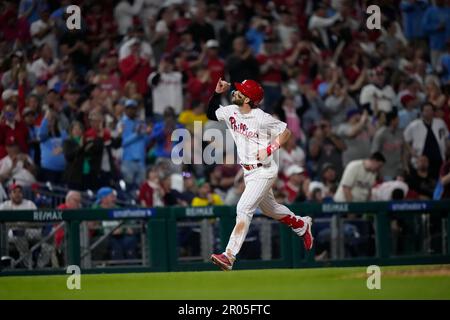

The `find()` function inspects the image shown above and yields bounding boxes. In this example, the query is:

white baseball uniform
[215,104,307,259]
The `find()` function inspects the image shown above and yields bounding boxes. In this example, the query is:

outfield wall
[0,200,449,275]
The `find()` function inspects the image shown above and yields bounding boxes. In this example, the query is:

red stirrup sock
[280,215,304,229]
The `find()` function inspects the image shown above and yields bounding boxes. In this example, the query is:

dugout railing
[0,200,449,276]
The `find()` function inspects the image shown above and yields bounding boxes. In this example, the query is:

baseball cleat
[210,253,233,271]
[300,216,314,251]
[291,216,314,250]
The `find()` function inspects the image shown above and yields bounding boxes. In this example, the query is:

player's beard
[231,94,245,106]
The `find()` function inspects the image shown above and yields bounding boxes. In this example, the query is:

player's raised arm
[206,78,230,121]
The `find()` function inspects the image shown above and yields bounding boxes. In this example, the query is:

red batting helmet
[234,80,264,105]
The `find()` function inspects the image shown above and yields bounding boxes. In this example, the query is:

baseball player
[207,78,313,271]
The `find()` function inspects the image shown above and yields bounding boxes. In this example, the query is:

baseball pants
[225,174,297,259]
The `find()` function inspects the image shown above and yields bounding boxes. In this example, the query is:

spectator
[147,55,184,117]
[0,103,29,159]
[55,190,82,263]
[371,178,409,201]
[119,26,155,68]
[118,99,152,190]
[0,136,36,188]
[422,0,450,71]
[22,107,40,164]
[114,0,144,37]
[2,50,36,91]
[323,81,358,127]
[406,155,437,199]
[334,152,386,202]
[191,181,223,206]
[404,102,449,179]
[0,183,53,269]
[178,101,208,133]
[315,119,346,178]
[62,121,85,190]
[257,37,285,112]
[336,109,373,167]
[371,109,406,180]
[186,4,215,46]
[283,165,309,204]
[224,170,245,205]
[18,0,49,25]
[149,107,184,162]
[84,111,122,190]
[279,134,306,179]
[93,187,138,260]
[425,75,447,109]
[398,93,420,130]
[119,38,152,96]
[307,4,342,50]
[359,67,396,114]
[138,167,164,207]
[203,39,225,94]
[400,0,429,44]
[29,44,60,86]
[218,5,245,57]
[226,36,260,85]
[179,171,198,205]
[307,181,327,203]
[320,163,338,199]
[275,94,306,144]
[245,17,268,55]
[38,108,68,184]
[29,8,57,56]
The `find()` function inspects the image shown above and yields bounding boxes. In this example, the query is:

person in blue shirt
[422,0,450,71]
[245,18,267,55]
[38,108,68,184]
[400,0,429,42]
[119,99,152,191]
[18,0,49,25]
[149,106,184,161]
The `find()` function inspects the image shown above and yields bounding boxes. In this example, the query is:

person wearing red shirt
[204,40,225,95]
[257,37,284,112]
[283,165,309,204]
[0,103,29,159]
[119,39,152,96]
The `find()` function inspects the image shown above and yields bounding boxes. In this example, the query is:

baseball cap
[285,165,304,177]
[96,187,115,203]
[308,181,326,195]
[9,183,23,192]
[401,94,416,106]
[1,89,18,101]
[206,39,219,49]
[125,99,138,108]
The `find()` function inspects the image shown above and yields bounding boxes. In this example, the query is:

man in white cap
[284,164,309,203]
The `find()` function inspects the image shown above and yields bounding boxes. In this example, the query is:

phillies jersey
[215,104,287,165]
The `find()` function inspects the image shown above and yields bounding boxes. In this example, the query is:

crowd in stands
[1,0,450,211]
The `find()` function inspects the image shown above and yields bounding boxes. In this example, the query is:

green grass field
[1,264,450,299]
